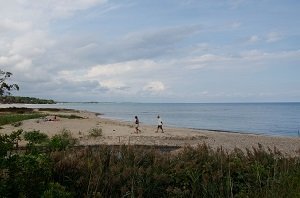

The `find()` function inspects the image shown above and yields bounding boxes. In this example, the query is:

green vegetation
[11,121,22,127]
[0,107,82,128]
[0,131,300,197]
[0,113,44,126]
[48,129,77,151]
[88,127,103,137]
[57,114,84,119]
[0,96,55,104]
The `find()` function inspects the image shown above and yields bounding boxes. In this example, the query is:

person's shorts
[157,125,163,129]
[135,124,139,128]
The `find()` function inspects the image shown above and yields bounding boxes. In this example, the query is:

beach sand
[1,108,299,156]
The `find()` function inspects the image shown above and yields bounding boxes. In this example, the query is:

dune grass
[1,130,300,197]
[0,113,44,126]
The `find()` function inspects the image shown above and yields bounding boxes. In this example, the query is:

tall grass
[1,130,300,197]
[0,113,44,126]
[51,144,300,197]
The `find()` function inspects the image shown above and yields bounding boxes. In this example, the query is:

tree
[0,70,19,96]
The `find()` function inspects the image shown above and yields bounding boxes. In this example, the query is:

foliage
[24,130,49,144]
[0,107,34,114]
[57,114,84,119]
[0,129,300,197]
[51,145,300,198]
[0,129,22,158]
[24,130,49,154]
[42,182,73,198]
[0,70,19,96]
[11,121,22,127]
[3,153,52,197]
[0,95,55,104]
[0,113,44,126]
[88,127,103,137]
[48,129,77,151]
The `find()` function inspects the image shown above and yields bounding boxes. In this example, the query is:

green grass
[57,114,84,119]
[1,129,300,198]
[0,113,44,126]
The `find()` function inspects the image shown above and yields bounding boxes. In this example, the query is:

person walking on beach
[134,116,141,133]
[156,115,164,133]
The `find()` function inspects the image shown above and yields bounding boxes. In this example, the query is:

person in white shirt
[156,115,164,133]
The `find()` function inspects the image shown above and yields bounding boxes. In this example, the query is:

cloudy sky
[1,0,300,102]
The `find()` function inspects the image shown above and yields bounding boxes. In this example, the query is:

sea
[2,102,300,137]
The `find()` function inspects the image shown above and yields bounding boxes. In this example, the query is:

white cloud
[0,19,32,33]
[49,0,107,18]
[14,58,32,71]
[100,80,129,90]
[143,81,166,93]
[8,30,54,57]
[185,54,230,69]
[87,59,157,78]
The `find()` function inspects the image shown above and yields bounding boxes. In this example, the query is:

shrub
[42,182,73,198]
[24,130,49,144]
[88,128,103,137]
[11,121,22,127]
[24,130,49,154]
[48,129,77,151]
[3,153,52,197]
[57,114,84,119]
[0,129,22,158]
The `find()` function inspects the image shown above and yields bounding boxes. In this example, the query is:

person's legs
[135,124,139,133]
[158,125,163,133]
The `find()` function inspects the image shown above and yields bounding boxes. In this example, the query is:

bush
[88,128,103,137]
[3,153,52,197]
[57,114,84,119]
[11,121,22,127]
[48,129,77,151]
[24,130,49,154]
[24,130,49,144]
[42,182,73,198]
[0,129,22,158]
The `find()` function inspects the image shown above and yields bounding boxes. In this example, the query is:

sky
[1,0,300,103]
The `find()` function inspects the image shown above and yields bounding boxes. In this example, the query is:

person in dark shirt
[134,116,141,133]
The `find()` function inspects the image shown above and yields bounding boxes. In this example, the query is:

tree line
[0,96,56,104]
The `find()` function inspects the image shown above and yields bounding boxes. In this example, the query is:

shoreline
[1,103,299,138]
[0,107,299,156]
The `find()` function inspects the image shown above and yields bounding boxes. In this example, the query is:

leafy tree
[0,69,19,96]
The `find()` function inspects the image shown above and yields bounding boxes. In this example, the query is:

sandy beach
[1,108,299,156]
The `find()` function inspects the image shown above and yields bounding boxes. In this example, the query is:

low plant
[42,182,73,198]
[0,113,44,126]
[57,114,84,119]
[48,129,77,151]
[0,129,23,158]
[11,121,22,127]
[88,127,103,137]
[24,130,49,144]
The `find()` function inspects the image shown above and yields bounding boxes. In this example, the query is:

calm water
[5,102,300,137]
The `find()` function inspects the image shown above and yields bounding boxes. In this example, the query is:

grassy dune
[1,130,300,197]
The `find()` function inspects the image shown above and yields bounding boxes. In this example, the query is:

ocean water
[3,102,300,137]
